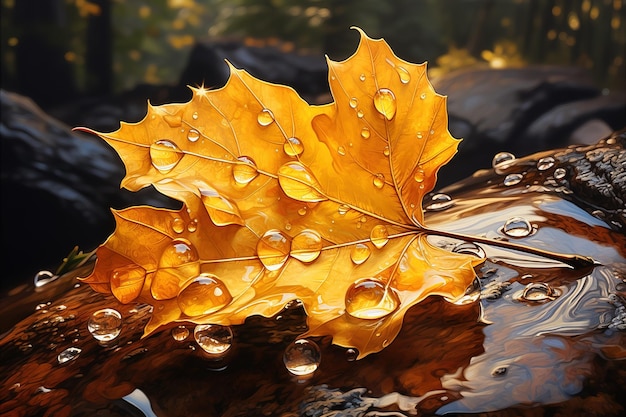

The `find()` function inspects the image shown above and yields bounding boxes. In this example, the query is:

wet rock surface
[1,137,625,417]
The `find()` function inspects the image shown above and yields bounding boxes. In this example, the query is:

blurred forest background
[1,0,624,108]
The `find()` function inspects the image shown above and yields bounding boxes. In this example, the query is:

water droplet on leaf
[349,97,358,108]
[233,156,258,185]
[452,242,486,258]
[373,173,385,189]
[278,161,326,202]
[283,339,321,376]
[150,140,183,173]
[257,108,275,126]
[172,218,185,233]
[360,127,370,139]
[420,92,427,100]
[284,137,304,156]
[88,308,122,343]
[370,225,389,249]
[413,167,425,183]
[194,324,233,355]
[178,274,232,316]
[359,73,366,82]
[357,109,364,118]
[502,217,533,237]
[291,230,323,263]
[257,230,290,271]
[396,66,411,83]
[350,243,371,265]
[187,129,200,142]
[337,146,346,155]
[192,111,199,120]
[345,278,399,319]
[338,204,350,215]
[373,88,397,120]
[152,239,200,300]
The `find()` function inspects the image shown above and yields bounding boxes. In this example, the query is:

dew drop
[337,146,346,156]
[88,308,122,343]
[345,278,399,319]
[357,109,364,118]
[554,167,567,180]
[151,239,200,300]
[413,167,425,183]
[373,88,397,121]
[370,225,389,249]
[297,207,307,216]
[172,218,185,234]
[359,73,366,82]
[192,111,199,120]
[187,219,198,233]
[291,230,323,263]
[396,66,411,83]
[349,97,358,109]
[521,282,558,302]
[233,156,259,185]
[34,270,58,288]
[345,348,358,361]
[57,347,81,364]
[150,140,183,173]
[194,324,233,355]
[537,156,555,171]
[178,274,232,316]
[284,137,304,157]
[257,230,291,271]
[284,339,321,376]
[257,108,275,126]
[360,127,371,139]
[338,204,350,215]
[502,217,533,238]
[187,129,200,142]
[416,131,423,139]
[420,92,427,100]
[171,326,189,341]
[492,152,516,172]
[373,173,385,189]
[350,243,371,265]
[503,173,523,186]
[452,242,486,258]
[278,161,326,202]
[425,193,454,211]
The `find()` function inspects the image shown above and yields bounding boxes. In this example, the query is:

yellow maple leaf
[80,28,483,358]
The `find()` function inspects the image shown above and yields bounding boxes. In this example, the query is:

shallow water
[1,163,625,417]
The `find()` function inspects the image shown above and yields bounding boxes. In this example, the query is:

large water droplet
[350,243,371,265]
[151,239,200,300]
[349,97,358,109]
[171,325,189,342]
[194,324,233,355]
[150,140,183,173]
[257,108,275,126]
[373,173,385,189]
[373,88,397,121]
[345,278,399,319]
[284,137,304,157]
[278,161,326,202]
[291,230,323,263]
[360,127,370,139]
[396,66,411,84]
[233,156,258,185]
[88,308,123,343]
[370,225,389,249]
[537,156,555,171]
[520,282,559,302]
[178,274,232,316]
[554,167,567,180]
[34,270,58,288]
[257,230,291,271]
[492,152,516,173]
[57,347,81,364]
[425,193,454,211]
[187,129,200,142]
[452,242,486,258]
[283,339,321,376]
[502,217,533,237]
[503,173,523,186]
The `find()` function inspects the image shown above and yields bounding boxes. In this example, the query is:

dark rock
[0,90,176,289]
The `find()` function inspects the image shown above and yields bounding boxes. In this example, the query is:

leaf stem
[423,228,596,269]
